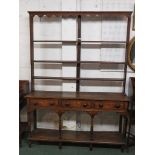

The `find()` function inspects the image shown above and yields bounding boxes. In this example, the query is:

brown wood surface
[28,98,128,113]
[29,129,126,145]
[33,40,77,43]
[34,60,125,64]
[28,11,132,17]
[27,11,131,149]
[76,15,81,92]
[26,91,128,101]
[33,76,125,81]
[29,14,34,91]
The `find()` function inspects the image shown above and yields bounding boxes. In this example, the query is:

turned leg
[122,115,129,152]
[58,113,62,149]
[123,116,128,137]
[27,110,32,148]
[33,110,37,129]
[89,115,94,151]
[122,144,129,153]
[59,142,62,149]
[127,115,131,145]
[119,115,123,133]
[90,143,93,151]
[121,145,125,152]
[28,140,32,148]
[19,135,22,147]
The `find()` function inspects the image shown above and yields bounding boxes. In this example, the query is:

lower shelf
[29,129,126,145]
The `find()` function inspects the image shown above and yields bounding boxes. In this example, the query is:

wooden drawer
[62,100,81,108]
[29,98,127,112]
[95,101,127,111]
[62,100,94,109]
[30,99,59,107]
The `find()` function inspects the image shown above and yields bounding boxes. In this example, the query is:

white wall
[20,0,135,131]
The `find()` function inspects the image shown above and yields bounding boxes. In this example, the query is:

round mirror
[128,37,135,71]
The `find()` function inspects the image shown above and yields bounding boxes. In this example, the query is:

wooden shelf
[28,11,132,17]
[34,76,77,80]
[33,40,126,44]
[80,61,125,64]
[34,60,125,64]
[33,40,77,43]
[80,78,124,81]
[34,60,78,64]
[81,41,126,44]
[29,129,126,145]
[33,76,124,81]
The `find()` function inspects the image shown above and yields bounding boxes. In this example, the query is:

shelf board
[80,78,124,81]
[29,129,126,145]
[28,11,132,17]
[81,41,126,44]
[34,60,125,64]
[33,40,126,44]
[80,61,125,64]
[33,76,124,81]
[33,40,77,43]
[34,60,78,63]
[34,76,77,80]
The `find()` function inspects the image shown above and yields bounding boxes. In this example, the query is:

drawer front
[62,100,94,109]
[29,99,127,112]
[30,99,58,107]
[62,100,81,108]
[95,101,127,111]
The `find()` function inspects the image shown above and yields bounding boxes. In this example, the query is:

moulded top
[28,11,132,17]
[25,91,129,102]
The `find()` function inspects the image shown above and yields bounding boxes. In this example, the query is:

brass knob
[99,103,103,108]
[65,103,70,107]
[115,102,121,108]
[34,103,38,106]
[50,102,54,106]
[83,103,88,107]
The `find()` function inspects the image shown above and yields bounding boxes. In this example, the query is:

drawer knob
[83,103,88,107]
[99,103,103,108]
[50,103,54,106]
[34,103,38,106]
[115,102,121,108]
[65,103,70,107]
